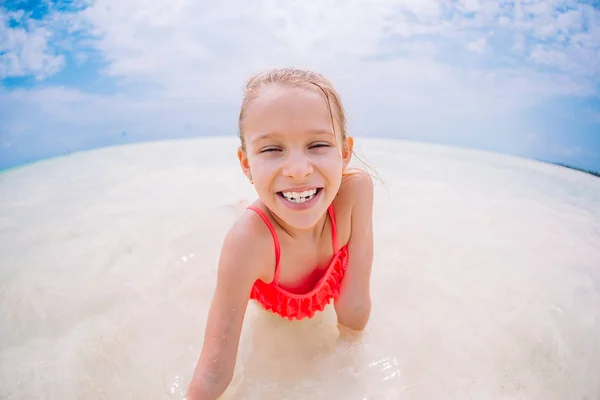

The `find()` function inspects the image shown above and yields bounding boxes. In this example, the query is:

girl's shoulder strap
[327,203,339,251]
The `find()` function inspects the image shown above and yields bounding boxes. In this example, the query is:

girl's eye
[259,143,330,153]
[260,147,281,153]
[310,143,331,149]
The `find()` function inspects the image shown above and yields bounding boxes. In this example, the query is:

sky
[1,0,599,172]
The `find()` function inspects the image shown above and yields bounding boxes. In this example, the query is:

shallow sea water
[1,137,599,399]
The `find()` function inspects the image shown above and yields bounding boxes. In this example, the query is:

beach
[1,136,599,399]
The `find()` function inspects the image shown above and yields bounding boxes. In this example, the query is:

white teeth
[282,188,318,203]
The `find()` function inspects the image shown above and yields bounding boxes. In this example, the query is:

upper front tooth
[284,189,316,198]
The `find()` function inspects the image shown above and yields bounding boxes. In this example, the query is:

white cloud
[557,9,583,33]
[467,37,487,53]
[397,0,442,19]
[68,0,597,100]
[498,16,510,27]
[0,9,66,79]
[458,0,481,13]
[1,0,599,168]
[530,46,569,68]
[77,0,405,95]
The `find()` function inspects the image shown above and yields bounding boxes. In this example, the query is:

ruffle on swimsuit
[247,204,349,320]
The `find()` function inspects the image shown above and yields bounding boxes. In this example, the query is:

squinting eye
[260,147,281,153]
[310,143,330,149]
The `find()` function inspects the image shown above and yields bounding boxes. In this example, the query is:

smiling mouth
[277,188,322,203]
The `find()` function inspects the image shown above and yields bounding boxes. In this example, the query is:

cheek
[315,153,344,174]
[248,157,276,181]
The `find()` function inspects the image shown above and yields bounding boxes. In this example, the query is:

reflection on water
[1,137,599,399]
[217,304,403,399]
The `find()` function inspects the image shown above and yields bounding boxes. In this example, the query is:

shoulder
[339,168,374,209]
[341,168,373,190]
[217,205,277,283]
[330,168,374,245]
[340,169,374,232]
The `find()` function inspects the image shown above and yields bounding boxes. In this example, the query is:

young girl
[187,67,374,400]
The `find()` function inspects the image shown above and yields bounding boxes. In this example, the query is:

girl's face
[238,85,353,231]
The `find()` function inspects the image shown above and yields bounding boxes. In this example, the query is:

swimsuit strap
[327,203,339,252]
[247,203,339,285]
[247,205,281,284]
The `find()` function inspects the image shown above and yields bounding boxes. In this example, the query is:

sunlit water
[1,137,599,399]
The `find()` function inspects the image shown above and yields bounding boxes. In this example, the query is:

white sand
[1,136,599,399]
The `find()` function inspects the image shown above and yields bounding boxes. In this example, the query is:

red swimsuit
[247,204,349,320]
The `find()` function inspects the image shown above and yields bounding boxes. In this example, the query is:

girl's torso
[247,193,353,320]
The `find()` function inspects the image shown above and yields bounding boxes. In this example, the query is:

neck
[269,209,329,242]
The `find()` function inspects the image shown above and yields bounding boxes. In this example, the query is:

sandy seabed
[1,136,599,399]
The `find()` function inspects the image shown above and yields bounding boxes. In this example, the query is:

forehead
[243,85,338,143]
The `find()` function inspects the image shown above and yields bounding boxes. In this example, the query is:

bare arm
[187,222,267,400]
[334,171,374,331]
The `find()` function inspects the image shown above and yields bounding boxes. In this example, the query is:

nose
[282,149,313,180]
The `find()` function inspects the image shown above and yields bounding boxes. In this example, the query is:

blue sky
[1,0,599,171]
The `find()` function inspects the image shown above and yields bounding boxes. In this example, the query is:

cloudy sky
[1,0,599,171]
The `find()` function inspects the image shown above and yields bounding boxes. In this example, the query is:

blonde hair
[238,67,381,182]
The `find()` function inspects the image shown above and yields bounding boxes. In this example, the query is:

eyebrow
[251,129,334,144]
[309,129,335,136]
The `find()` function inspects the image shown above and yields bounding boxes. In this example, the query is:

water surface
[1,137,599,399]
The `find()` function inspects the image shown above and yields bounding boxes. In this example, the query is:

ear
[342,136,354,168]
[237,146,252,180]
